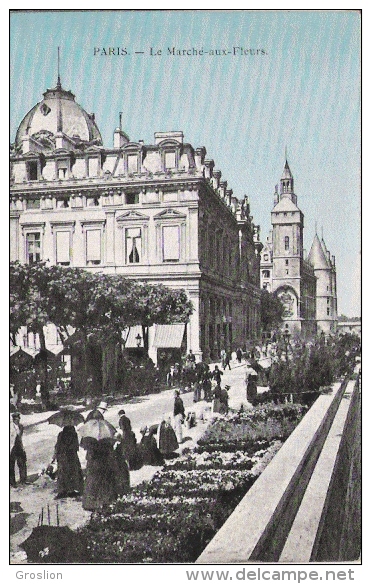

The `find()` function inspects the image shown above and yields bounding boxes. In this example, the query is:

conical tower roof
[281,160,293,180]
[308,233,331,269]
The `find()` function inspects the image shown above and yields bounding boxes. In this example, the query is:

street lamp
[136,333,142,347]
[283,329,291,362]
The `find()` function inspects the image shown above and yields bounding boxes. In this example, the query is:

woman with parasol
[78,413,120,511]
[48,410,85,499]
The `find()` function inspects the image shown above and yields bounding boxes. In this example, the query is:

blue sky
[10,9,361,316]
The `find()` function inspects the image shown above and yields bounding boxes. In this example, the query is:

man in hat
[10,412,28,487]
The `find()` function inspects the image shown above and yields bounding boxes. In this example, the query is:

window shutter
[163,225,180,260]
[56,231,70,263]
[86,229,101,261]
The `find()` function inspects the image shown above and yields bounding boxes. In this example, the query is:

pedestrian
[202,374,212,402]
[82,438,120,511]
[220,348,226,369]
[117,409,141,470]
[167,365,176,387]
[86,400,108,422]
[10,412,28,487]
[220,385,230,415]
[186,349,196,364]
[157,416,179,456]
[212,365,223,384]
[53,425,84,499]
[212,382,222,414]
[193,380,201,403]
[173,389,185,443]
[224,351,231,370]
[236,347,242,364]
[139,426,164,465]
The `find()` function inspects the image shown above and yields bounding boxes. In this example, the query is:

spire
[56,47,63,132]
[57,47,61,89]
[280,155,294,197]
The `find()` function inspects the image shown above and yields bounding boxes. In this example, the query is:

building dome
[14,81,103,151]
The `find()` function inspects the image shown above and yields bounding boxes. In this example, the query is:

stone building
[10,77,262,364]
[260,160,337,337]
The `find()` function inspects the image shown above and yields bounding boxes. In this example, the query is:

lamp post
[283,330,291,362]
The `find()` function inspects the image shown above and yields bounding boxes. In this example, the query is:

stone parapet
[197,374,360,564]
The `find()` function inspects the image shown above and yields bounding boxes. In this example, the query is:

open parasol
[21,525,87,563]
[78,418,117,443]
[47,410,85,428]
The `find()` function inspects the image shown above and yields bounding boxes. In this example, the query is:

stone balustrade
[197,374,361,564]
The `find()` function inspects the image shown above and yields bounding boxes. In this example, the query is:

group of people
[10,349,238,512]
[10,397,185,513]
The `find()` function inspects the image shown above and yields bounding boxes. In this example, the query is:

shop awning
[153,324,185,348]
[122,325,144,348]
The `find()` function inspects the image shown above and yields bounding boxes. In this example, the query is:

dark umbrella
[21,526,87,563]
[78,418,117,442]
[47,410,85,428]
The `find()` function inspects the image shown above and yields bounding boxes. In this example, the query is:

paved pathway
[10,359,259,563]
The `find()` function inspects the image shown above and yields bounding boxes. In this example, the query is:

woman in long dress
[118,411,141,470]
[54,425,84,498]
[82,438,120,511]
[139,426,164,466]
[157,416,178,456]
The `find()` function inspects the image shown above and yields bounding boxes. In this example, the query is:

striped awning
[122,325,144,348]
[153,324,185,348]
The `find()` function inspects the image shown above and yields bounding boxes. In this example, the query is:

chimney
[195,147,206,169]
[219,180,227,200]
[226,189,233,206]
[114,128,130,148]
[203,159,214,179]
[212,170,222,190]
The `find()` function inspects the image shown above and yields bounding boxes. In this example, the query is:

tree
[260,290,285,333]
[10,263,194,397]
[125,282,194,353]
[10,261,56,405]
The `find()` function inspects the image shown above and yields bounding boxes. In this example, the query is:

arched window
[284,236,289,251]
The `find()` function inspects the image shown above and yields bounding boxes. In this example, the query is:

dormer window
[165,151,176,170]
[56,159,69,179]
[127,154,138,174]
[27,161,38,181]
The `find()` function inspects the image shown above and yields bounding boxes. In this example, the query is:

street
[22,361,249,476]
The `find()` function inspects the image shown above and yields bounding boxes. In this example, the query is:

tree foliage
[10,262,194,396]
[260,290,285,332]
[267,333,360,406]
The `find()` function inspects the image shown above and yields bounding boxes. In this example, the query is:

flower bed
[80,402,307,563]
